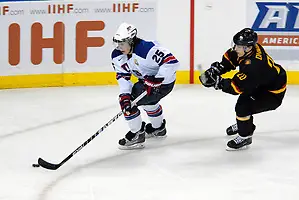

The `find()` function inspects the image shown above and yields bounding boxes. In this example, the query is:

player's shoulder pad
[134,39,155,59]
[111,49,123,59]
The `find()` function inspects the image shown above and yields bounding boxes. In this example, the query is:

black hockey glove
[199,69,223,90]
[213,75,223,90]
[119,93,132,115]
[144,75,164,95]
[210,61,226,75]
[199,69,216,87]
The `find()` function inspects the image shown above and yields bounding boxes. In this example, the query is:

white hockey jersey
[111,39,179,94]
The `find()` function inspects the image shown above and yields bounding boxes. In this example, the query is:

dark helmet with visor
[233,28,258,46]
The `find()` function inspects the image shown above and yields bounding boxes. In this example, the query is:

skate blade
[118,143,145,150]
[226,133,238,137]
[226,145,250,151]
[145,134,167,139]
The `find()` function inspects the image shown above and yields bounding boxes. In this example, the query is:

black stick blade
[38,158,61,170]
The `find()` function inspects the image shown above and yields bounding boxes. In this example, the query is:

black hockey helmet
[233,28,258,46]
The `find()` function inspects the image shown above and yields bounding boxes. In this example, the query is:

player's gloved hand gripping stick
[37,91,147,170]
[198,64,223,90]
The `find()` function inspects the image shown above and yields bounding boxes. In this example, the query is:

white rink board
[0,1,157,75]
[0,0,298,85]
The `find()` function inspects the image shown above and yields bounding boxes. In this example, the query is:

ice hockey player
[199,28,287,151]
[111,22,179,150]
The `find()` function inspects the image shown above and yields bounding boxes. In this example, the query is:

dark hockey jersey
[219,43,287,95]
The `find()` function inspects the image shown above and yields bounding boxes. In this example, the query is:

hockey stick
[38,91,147,170]
[197,64,204,74]
[197,64,207,85]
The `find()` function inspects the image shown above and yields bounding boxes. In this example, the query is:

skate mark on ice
[0,105,115,142]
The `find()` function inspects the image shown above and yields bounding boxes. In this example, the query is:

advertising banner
[0,1,157,76]
[247,0,299,71]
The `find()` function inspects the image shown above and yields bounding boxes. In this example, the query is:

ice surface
[0,85,298,200]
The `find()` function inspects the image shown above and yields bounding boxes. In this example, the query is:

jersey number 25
[152,50,165,63]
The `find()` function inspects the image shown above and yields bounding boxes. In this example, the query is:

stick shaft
[38,91,147,170]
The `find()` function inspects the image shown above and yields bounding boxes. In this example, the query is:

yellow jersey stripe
[236,116,251,121]
[224,53,236,69]
[231,82,243,94]
[269,85,286,94]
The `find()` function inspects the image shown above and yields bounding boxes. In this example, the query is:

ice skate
[226,123,256,136]
[118,122,146,150]
[226,135,252,151]
[145,119,167,138]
